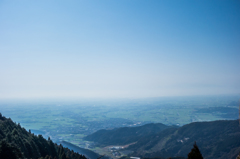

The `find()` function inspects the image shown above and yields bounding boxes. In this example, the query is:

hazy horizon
[1,1,240,99]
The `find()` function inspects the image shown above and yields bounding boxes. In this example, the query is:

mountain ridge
[84,120,240,159]
[83,123,177,146]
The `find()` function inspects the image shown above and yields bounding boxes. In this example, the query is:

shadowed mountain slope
[129,120,240,159]
[85,120,240,159]
[0,113,87,159]
[84,123,176,146]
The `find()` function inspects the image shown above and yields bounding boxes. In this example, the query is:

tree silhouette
[188,141,203,159]
[0,140,22,159]
[0,114,87,159]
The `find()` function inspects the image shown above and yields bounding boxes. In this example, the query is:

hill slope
[59,141,102,159]
[85,120,240,159]
[84,123,175,146]
[0,113,87,159]
[128,120,240,159]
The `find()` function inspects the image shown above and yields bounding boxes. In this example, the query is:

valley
[0,96,239,159]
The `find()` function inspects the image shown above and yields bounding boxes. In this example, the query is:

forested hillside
[84,120,240,159]
[84,123,176,146]
[129,120,240,159]
[0,113,86,159]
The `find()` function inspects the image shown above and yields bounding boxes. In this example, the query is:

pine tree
[0,140,22,159]
[188,141,203,159]
[0,113,86,159]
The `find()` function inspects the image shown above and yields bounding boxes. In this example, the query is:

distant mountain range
[84,120,240,159]
[84,123,177,146]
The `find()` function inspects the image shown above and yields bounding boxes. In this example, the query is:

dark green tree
[188,142,203,159]
[0,113,86,159]
[0,140,22,159]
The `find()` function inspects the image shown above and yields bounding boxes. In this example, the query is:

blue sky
[0,0,239,99]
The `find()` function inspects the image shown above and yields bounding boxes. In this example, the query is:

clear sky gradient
[0,0,239,99]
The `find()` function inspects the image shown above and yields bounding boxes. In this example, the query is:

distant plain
[0,95,238,150]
